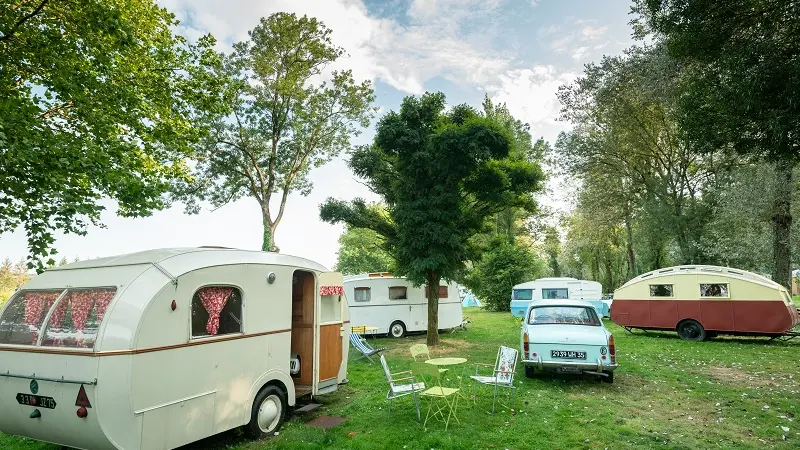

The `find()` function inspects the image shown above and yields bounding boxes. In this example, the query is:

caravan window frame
[189,284,245,341]
[353,287,371,302]
[388,286,408,300]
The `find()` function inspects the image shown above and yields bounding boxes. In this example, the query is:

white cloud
[544,18,610,60]
[158,0,511,95]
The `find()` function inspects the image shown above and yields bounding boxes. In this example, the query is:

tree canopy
[633,0,800,287]
[334,204,395,275]
[1,0,227,271]
[173,12,375,252]
[320,92,544,345]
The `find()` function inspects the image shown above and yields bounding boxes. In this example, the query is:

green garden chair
[413,362,461,430]
[409,343,447,373]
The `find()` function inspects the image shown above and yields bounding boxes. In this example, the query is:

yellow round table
[425,357,467,366]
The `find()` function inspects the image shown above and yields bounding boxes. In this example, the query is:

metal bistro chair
[380,355,425,422]
[413,361,461,430]
[469,345,519,413]
[409,343,447,373]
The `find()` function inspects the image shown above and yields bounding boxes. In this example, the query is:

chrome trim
[0,371,97,385]
[133,390,216,414]
[522,358,618,371]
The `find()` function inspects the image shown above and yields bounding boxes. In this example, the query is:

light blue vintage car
[520,300,618,383]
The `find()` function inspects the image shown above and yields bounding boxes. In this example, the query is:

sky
[1,0,637,270]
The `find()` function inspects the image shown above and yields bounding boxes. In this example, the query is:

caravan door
[315,272,345,395]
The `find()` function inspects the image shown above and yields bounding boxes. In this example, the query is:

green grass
[3,309,800,449]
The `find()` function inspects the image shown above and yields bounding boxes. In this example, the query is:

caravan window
[513,289,533,300]
[542,288,569,299]
[354,287,371,302]
[191,286,243,338]
[700,283,729,298]
[0,289,65,346]
[425,286,449,298]
[389,286,408,300]
[40,287,117,348]
[649,284,674,297]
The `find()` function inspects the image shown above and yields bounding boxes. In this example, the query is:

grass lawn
[3,308,800,449]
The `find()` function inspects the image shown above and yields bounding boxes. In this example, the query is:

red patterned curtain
[320,286,344,296]
[94,289,115,322]
[197,287,233,335]
[23,291,61,344]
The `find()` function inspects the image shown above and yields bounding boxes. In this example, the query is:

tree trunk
[624,207,636,277]
[261,211,280,252]
[603,256,614,293]
[772,163,793,290]
[425,270,440,346]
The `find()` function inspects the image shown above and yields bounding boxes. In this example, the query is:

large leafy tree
[320,92,544,345]
[174,13,375,252]
[1,0,227,271]
[634,0,800,288]
[334,203,395,275]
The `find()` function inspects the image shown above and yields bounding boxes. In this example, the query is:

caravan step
[294,403,323,413]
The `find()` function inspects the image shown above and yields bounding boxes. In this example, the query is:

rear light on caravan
[523,332,529,357]
[608,335,616,364]
[77,407,88,418]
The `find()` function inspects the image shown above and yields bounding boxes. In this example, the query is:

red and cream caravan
[611,265,800,341]
[0,248,350,449]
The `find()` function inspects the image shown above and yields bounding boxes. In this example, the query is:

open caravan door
[315,272,346,395]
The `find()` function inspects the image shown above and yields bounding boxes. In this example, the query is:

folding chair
[380,355,424,422]
[414,362,461,430]
[469,345,518,413]
[409,343,446,373]
[349,332,385,363]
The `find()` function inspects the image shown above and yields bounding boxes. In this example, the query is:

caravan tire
[389,321,406,338]
[245,385,287,439]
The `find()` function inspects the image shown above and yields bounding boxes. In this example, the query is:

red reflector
[77,406,88,418]
[609,335,616,364]
[532,352,537,357]
[75,385,92,408]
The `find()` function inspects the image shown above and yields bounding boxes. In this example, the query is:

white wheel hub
[257,394,282,433]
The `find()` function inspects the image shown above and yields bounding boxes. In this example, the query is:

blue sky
[1,0,637,270]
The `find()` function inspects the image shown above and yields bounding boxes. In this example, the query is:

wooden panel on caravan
[318,324,343,381]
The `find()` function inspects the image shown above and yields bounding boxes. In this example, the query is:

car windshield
[527,306,600,326]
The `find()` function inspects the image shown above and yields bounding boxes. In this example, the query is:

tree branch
[0,0,50,43]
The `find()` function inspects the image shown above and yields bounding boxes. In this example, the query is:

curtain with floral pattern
[320,285,344,296]
[197,287,233,335]
[23,291,61,344]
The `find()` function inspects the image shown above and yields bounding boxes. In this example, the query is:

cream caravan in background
[343,273,463,337]
[0,248,350,450]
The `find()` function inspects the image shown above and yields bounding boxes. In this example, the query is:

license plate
[551,350,586,359]
[16,393,57,409]
[557,365,582,374]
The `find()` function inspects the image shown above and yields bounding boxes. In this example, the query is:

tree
[634,0,800,288]
[174,13,375,252]
[542,226,562,277]
[1,0,227,271]
[320,92,544,345]
[464,236,544,311]
[334,203,395,275]
[0,257,31,304]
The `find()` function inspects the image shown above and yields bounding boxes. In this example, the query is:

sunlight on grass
[2,308,799,449]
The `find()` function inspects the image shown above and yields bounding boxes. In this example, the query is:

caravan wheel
[389,321,406,338]
[245,385,287,439]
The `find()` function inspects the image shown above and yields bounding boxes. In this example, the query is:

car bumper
[522,356,618,373]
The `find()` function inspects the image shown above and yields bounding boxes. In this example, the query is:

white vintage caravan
[510,277,604,318]
[0,248,350,450]
[343,273,462,337]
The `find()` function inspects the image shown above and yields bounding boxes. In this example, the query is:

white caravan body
[0,248,350,450]
[510,277,603,318]
[343,273,463,337]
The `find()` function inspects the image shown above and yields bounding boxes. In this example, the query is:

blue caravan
[510,278,609,318]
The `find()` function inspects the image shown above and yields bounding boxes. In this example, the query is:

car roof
[526,299,597,309]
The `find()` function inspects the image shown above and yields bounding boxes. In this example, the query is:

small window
[0,289,64,346]
[527,306,600,326]
[424,286,449,298]
[649,284,674,297]
[542,288,568,300]
[192,286,243,338]
[388,286,407,300]
[513,289,533,300]
[700,283,729,298]
[41,287,117,348]
[354,287,371,302]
